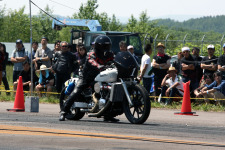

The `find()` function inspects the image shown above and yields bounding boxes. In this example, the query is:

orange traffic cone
[174,81,197,116]
[7,76,25,112]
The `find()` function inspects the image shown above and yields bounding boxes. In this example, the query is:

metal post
[29,0,33,95]
[154,34,158,55]
[201,35,205,56]
[143,33,150,49]
[183,34,188,46]
[220,35,224,56]
[165,34,170,53]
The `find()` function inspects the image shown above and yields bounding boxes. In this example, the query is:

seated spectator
[194,73,214,102]
[13,61,39,95]
[35,65,54,97]
[201,71,225,105]
[160,66,184,105]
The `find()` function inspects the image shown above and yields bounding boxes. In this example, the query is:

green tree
[2,7,30,42]
[32,5,58,43]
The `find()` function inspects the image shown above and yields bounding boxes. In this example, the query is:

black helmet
[94,35,111,58]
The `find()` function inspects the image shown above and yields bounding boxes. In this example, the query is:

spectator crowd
[0,39,225,106]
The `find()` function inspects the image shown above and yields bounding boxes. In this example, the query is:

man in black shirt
[152,43,170,96]
[13,61,39,94]
[218,44,225,79]
[201,44,218,78]
[181,47,198,93]
[192,47,203,85]
[52,41,77,93]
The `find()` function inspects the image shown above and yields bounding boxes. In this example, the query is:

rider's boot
[104,116,120,122]
[59,111,67,121]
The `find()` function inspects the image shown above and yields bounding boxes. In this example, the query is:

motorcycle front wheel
[59,87,85,120]
[123,84,151,124]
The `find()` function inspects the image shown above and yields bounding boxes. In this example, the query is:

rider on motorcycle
[59,35,120,122]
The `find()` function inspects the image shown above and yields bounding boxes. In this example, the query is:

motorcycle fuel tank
[95,68,118,83]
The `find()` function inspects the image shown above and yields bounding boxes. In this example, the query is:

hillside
[153,15,225,34]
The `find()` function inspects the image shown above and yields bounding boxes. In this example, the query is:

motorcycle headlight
[94,82,101,93]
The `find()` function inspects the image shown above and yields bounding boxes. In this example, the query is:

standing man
[152,43,170,97]
[52,41,77,93]
[119,41,127,52]
[127,45,139,63]
[181,47,198,93]
[29,41,38,61]
[217,43,225,79]
[10,39,28,82]
[201,44,218,83]
[192,47,203,87]
[139,44,152,94]
[34,37,53,70]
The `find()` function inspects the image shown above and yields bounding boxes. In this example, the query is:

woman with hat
[152,42,171,97]
[35,65,54,97]
[160,66,184,105]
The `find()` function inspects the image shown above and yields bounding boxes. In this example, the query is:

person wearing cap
[10,39,28,82]
[139,44,153,94]
[160,66,184,105]
[152,42,171,97]
[34,37,53,70]
[201,44,218,82]
[217,43,225,79]
[13,61,39,95]
[181,46,198,96]
[119,41,127,52]
[192,47,203,86]
[35,64,55,97]
[127,45,139,63]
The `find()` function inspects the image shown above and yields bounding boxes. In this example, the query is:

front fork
[120,79,133,106]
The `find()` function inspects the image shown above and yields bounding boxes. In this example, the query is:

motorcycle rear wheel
[123,84,151,124]
[59,87,85,120]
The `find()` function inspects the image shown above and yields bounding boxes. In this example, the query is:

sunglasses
[183,51,189,53]
[62,45,68,47]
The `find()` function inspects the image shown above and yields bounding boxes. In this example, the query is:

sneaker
[103,116,120,122]
[59,111,67,121]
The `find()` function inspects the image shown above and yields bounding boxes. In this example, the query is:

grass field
[0,65,224,112]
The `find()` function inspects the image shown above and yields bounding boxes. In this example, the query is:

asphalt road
[0,102,225,150]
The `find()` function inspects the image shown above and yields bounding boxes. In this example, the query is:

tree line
[0,0,224,56]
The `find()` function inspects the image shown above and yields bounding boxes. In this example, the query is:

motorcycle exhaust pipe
[88,100,112,117]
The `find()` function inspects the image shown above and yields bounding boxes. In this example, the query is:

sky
[0,0,225,22]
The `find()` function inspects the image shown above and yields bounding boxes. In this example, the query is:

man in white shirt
[160,66,184,105]
[139,44,152,94]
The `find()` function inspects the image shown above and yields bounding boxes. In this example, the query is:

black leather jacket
[81,51,114,82]
[52,51,77,74]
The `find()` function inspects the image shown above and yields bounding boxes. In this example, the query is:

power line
[48,0,78,12]
[31,0,65,25]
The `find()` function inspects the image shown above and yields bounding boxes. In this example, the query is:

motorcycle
[59,52,151,124]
